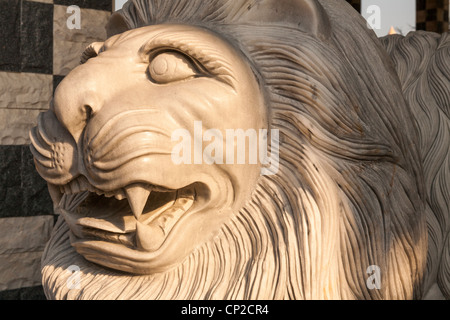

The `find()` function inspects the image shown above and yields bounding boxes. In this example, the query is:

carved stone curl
[30,0,449,300]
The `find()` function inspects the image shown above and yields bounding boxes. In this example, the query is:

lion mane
[42,0,449,300]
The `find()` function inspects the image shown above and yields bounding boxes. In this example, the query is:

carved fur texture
[381,31,450,299]
[42,0,448,299]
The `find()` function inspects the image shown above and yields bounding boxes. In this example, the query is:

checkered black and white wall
[417,0,449,33]
[0,0,112,299]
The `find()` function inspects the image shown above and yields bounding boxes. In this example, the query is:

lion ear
[106,12,130,38]
[243,0,331,40]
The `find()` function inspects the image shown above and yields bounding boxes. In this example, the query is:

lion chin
[32,0,450,300]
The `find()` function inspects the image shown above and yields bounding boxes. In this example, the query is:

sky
[362,0,416,37]
[115,0,127,11]
[114,0,417,37]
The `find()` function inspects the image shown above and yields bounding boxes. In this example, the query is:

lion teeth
[58,176,126,201]
[115,192,125,201]
[125,185,151,220]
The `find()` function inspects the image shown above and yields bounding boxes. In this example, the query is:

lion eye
[148,52,199,84]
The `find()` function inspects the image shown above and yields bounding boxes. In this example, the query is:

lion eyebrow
[80,42,106,65]
[138,32,236,89]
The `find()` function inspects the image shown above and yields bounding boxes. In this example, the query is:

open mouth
[55,176,196,253]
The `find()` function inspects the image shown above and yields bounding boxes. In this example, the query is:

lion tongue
[125,185,151,220]
[136,220,165,252]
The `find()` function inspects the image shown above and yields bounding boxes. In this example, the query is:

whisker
[89,108,160,145]
[92,126,169,160]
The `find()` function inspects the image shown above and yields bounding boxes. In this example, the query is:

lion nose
[52,66,103,144]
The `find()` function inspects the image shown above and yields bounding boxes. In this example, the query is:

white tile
[0,216,54,291]
[0,71,52,111]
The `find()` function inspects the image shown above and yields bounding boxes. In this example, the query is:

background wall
[0,0,111,299]
[417,0,449,33]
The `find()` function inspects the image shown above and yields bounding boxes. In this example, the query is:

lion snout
[52,62,109,145]
[30,110,79,186]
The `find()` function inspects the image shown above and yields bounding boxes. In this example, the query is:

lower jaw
[58,185,196,273]
[70,236,173,274]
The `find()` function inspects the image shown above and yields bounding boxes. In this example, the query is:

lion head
[32,0,429,300]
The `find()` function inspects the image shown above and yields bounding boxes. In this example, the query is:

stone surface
[0,109,44,145]
[21,1,53,74]
[0,0,21,72]
[0,286,47,300]
[0,1,53,74]
[21,148,55,216]
[0,251,45,291]
[0,216,54,291]
[0,216,54,254]
[53,5,110,76]
[0,146,53,218]
[0,72,52,144]
[53,75,65,94]
[0,72,52,110]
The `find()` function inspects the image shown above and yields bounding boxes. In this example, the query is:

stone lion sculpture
[30,0,449,300]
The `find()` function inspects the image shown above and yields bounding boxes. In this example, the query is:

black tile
[54,0,112,11]
[427,8,438,20]
[0,0,21,72]
[53,75,65,95]
[0,286,47,300]
[416,22,426,31]
[0,146,24,217]
[20,1,53,74]
[0,146,53,218]
[21,147,53,217]
[351,4,360,12]
[417,0,426,10]
[0,146,22,188]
